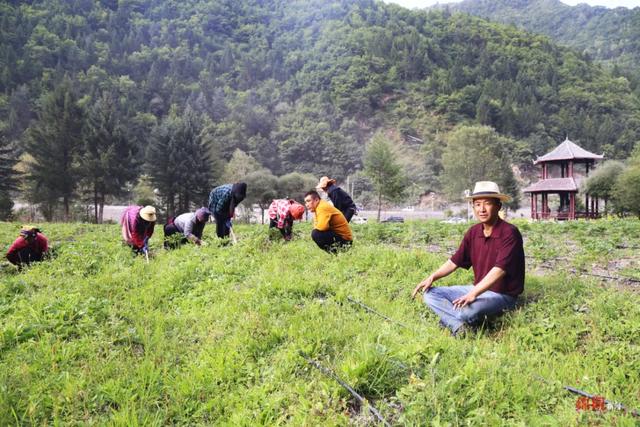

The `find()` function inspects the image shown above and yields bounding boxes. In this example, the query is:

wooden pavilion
[523,138,603,220]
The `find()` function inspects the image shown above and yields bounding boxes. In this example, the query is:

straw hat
[316,176,336,191]
[465,181,511,202]
[139,205,157,222]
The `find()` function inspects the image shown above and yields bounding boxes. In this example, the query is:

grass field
[1,219,639,425]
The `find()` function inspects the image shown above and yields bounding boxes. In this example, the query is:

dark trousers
[269,218,293,240]
[7,247,44,267]
[163,222,188,248]
[343,208,355,223]
[213,211,231,238]
[311,229,352,254]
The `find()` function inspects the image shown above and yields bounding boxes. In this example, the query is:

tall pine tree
[0,134,20,219]
[364,132,407,221]
[26,77,83,221]
[81,92,137,223]
[147,107,213,215]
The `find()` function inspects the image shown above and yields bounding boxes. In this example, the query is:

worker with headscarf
[207,182,247,239]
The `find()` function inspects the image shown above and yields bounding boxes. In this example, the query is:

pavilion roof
[534,138,603,165]
[523,177,579,193]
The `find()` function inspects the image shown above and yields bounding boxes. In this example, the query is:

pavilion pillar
[585,194,589,216]
[530,193,534,219]
[570,192,575,220]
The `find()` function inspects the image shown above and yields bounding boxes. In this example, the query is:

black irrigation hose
[346,296,411,330]
[568,268,640,284]
[536,263,640,283]
[299,351,392,427]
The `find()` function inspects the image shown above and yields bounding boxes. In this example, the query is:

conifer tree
[26,77,83,221]
[0,134,20,219]
[364,133,407,221]
[81,92,137,223]
[147,107,213,215]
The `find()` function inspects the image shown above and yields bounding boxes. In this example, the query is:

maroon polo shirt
[450,218,525,297]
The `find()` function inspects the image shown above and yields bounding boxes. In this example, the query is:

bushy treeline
[1,0,640,220]
[584,146,640,218]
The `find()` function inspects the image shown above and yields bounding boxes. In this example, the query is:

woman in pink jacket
[120,205,156,254]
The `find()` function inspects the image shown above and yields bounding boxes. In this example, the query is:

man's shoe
[452,323,470,338]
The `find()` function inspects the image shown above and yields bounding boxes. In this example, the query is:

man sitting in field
[412,181,525,337]
[304,190,353,253]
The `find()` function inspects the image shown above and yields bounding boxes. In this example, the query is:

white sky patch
[382,0,640,9]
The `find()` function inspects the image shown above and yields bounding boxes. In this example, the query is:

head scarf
[20,225,40,239]
[289,202,305,220]
[230,182,247,216]
[196,207,211,222]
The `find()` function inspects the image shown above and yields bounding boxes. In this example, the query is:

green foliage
[221,149,264,184]
[442,0,640,79]
[245,170,278,223]
[3,0,640,210]
[364,133,406,221]
[26,77,83,221]
[0,220,639,424]
[583,160,625,213]
[146,107,212,215]
[0,134,19,220]
[276,172,317,202]
[81,92,137,223]
[131,175,157,207]
[612,164,640,218]
[441,125,520,209]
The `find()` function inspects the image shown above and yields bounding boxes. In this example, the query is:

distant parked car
[441,216,466,224]
[352,216,368,224]
[401,206,415,211]
[381,216,404,223]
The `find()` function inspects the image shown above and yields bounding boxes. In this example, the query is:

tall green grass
[0,219,638,425]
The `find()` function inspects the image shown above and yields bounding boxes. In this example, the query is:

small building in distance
[523,138,603,220]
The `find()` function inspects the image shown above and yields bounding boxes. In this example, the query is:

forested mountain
[434,0,640,74]
[1,0,639,218]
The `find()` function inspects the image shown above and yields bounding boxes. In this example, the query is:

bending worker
[164,207,211,248]
[208,182,247,239]
[6,225,49,268]
[411,181,525,337]
[267,198,305,240]
[121,205,156,254]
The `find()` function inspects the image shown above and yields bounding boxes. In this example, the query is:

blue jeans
[423,285,517,334]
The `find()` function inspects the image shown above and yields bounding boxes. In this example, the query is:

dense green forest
[1,0,640,219]
[435,0,640,78]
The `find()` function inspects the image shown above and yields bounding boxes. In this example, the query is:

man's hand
[412,275,434,299]
[452,293,476,309]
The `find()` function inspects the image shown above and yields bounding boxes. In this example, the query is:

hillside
[2,1,640,165]
[1,220,639,423]
[433,0,640,74]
